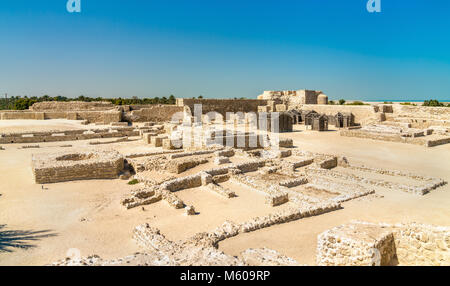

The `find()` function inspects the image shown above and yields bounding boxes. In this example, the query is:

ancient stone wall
[393,105,450,121]
[340,128,450,147]
[30,101,116,111]
[300,105,378,125]
[0,111,45,120]
[125,105,184,122]
[0,110,122,123]
[393,223,450,265]
[258,90,322,105]
[177,98,268,117]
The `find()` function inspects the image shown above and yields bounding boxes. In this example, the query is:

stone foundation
[32,150,124,184]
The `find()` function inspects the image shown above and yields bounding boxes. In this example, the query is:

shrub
[346,101,366,105]
[423,99,444,107]
[128,179,139,185]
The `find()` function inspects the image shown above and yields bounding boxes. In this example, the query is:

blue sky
[1,0,449,100]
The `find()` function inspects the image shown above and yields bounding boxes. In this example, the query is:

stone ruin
[32,150,124,184]
[0,126,140,144]
[2,97,449,266]
[119,143,446,223]
[311,114,328,131]
[52,219,449,266]
[340,123,450,147]
[257,89,328,107]
[52,222,301,266]
[317,221,450,266]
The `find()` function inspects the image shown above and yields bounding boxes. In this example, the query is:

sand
[1,121,449,265]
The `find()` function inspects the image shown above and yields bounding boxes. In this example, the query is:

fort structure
[1,89,449,266]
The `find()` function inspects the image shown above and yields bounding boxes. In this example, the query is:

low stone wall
[0,110,122,123]
[133,223,245,266]
[306,165,446,196]
[0,111,45,120]
[0,127,139,144]
[393,105,450,121]
[160,173,205,192]
[31,101,116,111]
[426,136,450,147]
[126,105,184,122]
[340,129,450,147]
[206,183,236,198]
[32,150,124,184]
[241,248,299,266]
[165,157,209,174]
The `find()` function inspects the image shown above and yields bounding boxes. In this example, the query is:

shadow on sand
[0,224,57,253]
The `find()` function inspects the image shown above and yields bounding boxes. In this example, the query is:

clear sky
[1,0,449,100]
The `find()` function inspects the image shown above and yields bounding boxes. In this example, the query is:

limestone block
[265,193,289,207]
[142,133,157,144]
[201,172,213,186]
[215,148,235,158]
[278,138,293,148]
[258,106,270,112]
[317,222,397,266]
[186,206,196,216]
[275,104,287,112]
[153,135,168,147]
[162,138,182,150]
[66,112,78,120]
[241,248,299,266]
[318,157,338,169]
[214,156,231,165]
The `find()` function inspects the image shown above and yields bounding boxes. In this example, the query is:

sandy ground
[220,126,450,265]
[1,121,450,265]
[0,119,108,134]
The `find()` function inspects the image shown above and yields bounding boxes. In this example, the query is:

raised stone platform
[32,150,124,184]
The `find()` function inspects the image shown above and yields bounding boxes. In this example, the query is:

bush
[338,99,346,105]
[128,179,139,185]
[346,101,366,105]
[423,99,444,107]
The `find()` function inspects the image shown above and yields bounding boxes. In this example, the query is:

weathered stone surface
[185,205,196,216]
[32,150,124,184]
[317,222,397,266]
[317,222,450,266]
[214,156,231,165]
[241,248,299,266]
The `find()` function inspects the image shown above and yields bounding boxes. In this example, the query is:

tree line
[0,95,177,110]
